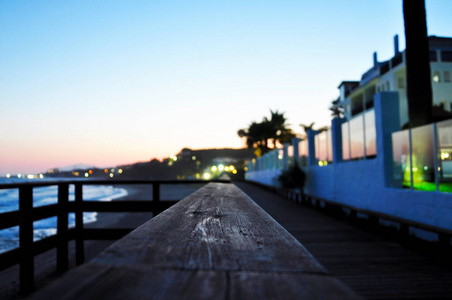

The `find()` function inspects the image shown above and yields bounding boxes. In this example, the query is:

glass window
[429,50,437,62]
[315,131,327,164]
[391,130,410,188]
[327,129,333,163]
[436,119,452,193]
[444,71,451,83]
[350,115,364,160]
[441,50,452,62]
[298,140,308,167]
[433,71,441,83]
[342,122,350,161]
[288,145,294,167]
[411,124,436,191]
[364,110,377,157]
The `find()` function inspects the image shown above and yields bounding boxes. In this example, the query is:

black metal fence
[0,179,228,293]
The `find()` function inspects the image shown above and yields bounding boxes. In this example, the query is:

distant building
[338,35,452,127]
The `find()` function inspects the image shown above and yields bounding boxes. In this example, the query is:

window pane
[444,71,451,83]
[318,131,327,162]
[288,145,294,167]
[392,129,410,188]
[437,119,452,193]
[327,129,333,163]
[350,115,364,159]
[364,110,377,157]
[441,50,452,62]
[342,122,350,161]
[298,140,308,167]
[411,124,436,191]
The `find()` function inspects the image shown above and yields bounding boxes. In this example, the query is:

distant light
[218,164,224,171]
[318,161,324,166]
[412,167,418,172]
[6,174,10,178]
[232,170,237,174]
[89,170,93,175]
[225,166,230,172]
[118,169,123,174]
[104,169,109,173]
[18,174,22,178]
[244,167,248,171]
[278,155,283,160]
[173,156,177,161]
[27,175,34,179]
[441,152,450,160]
[39,174,44,179]
[203,173,211,180]
[111,168,115,173]
[424,166,428,171]
[211,166,217,172]
[109,173,114,178]
[85,173,89,177]
[229,165,235,171]
[192,156,196,160]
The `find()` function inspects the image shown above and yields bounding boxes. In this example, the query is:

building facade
[338,36,452,127]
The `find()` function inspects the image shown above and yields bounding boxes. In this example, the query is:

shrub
[278,161,306,192]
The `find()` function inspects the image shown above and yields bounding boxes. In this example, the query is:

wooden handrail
[30,183,360,299]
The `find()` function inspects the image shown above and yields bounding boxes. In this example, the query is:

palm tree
[329,99,344,118]
[268,110,295,148]
[238,110,294,154]
[403,0,432,127]
[300,122,315,135]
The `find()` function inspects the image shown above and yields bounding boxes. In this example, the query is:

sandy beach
[0,182,206,299]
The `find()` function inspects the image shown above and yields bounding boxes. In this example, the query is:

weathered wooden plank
[29,183,360,299]
[92,183,324,273]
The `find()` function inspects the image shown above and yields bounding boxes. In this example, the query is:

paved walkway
[235,182,452,300]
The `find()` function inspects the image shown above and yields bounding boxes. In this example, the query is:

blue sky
[1,0,451,175]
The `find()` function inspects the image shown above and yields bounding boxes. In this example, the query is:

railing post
[153,182,160,202]
[57,183,69,272]
[75,183,84,265]
[19,186,34,293]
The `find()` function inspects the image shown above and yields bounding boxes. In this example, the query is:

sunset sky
[1,1,452,176]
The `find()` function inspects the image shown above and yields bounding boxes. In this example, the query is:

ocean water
[0,178,128,253]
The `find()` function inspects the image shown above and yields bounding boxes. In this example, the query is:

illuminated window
[444,71,451,83]
[433,71,441,83]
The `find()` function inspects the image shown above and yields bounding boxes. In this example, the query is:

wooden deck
[29,183,359,299]
[236,182,452,300]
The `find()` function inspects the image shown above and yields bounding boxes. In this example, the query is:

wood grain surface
[29,183,360,299]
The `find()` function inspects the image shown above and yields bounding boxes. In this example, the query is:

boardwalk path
[235,182,452,300]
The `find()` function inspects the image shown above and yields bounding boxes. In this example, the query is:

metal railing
[0,179,228,293]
